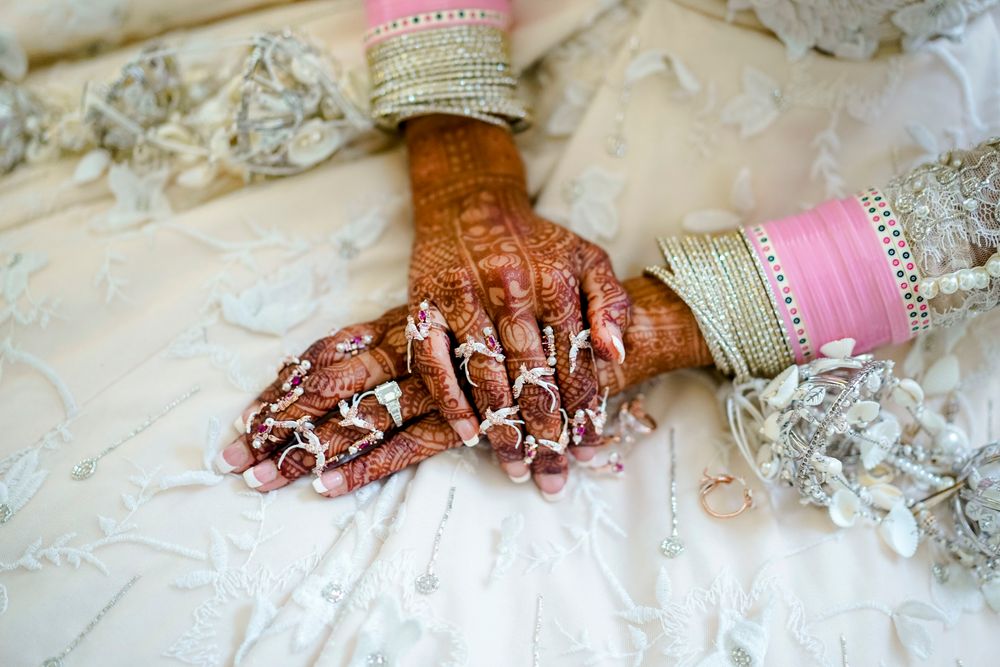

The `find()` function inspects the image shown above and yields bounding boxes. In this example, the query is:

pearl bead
[951,158,963,168]
[918,279,938,299]
[972,267,990,289]
[957,269,977,291]
[986,254,1000,277]
[938,274,959,295]
[912,177,925,191]
[915,204,930,217]
[935,424,969,452]
[963,197,979,211]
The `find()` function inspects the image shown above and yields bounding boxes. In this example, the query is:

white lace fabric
[718,0,1000,59]
[884,138,1000,327]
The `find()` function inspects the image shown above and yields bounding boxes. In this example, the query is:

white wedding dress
[0,1,998,665]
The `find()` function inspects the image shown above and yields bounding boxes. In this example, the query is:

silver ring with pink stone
[512,364,559,412]
[335,333,373,357]
[268,356,312,413]
[453,327,505,386]
[571,388,609,445]
[276,418,327,476]
[404,300,433,373]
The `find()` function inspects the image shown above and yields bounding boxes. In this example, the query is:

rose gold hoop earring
[699,469,754,519]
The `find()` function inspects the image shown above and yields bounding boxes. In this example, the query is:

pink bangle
[364,1,511,46]
[746,189,928,361]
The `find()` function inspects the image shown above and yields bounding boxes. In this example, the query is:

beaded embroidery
[857,188,929,334]
[363,8,510,46]
[746,224,814,361]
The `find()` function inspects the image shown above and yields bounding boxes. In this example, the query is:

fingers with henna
[411,304,482,447]
[240,377,435,491]
[580,243,631,365]
[313,414,461,497]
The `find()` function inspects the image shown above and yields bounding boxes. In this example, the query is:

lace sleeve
[884,138,1000,329]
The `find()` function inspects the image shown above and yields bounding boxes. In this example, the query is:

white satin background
[0,1,998,665]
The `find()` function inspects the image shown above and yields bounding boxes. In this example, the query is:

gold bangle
[645,230,793,379]
[366,24,529,131]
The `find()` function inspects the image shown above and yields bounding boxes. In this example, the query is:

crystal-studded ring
[374,380,404,428]
[699,470,754,519]
[511,364,559,412]
[268,356,312,413]
[335,333,373,357]
[479,406,525,449]
[568,329,592,375]
[453,327,505,386]
[404,300,433,373]
[276,418,328,476]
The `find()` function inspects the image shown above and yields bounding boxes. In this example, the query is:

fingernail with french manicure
[214,443,250,474]
[612,335,626,364]
[242,462,276,489]
[542,487,567,502]
[312,470,347,497]
[456,420,481,447]
[504,461,531,484]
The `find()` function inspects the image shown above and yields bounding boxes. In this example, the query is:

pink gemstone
[291,376,301,386]
[352,336,362,344]
[418,311,427,322]
[486,335,497,348]
[258,424,268,433]
[574,425,586,436]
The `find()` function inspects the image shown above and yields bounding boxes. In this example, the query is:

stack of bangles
[647,185,940,379]
[364,1,529,131]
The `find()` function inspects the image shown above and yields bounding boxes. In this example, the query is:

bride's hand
[216,277,710,498]
[402,115,631,495]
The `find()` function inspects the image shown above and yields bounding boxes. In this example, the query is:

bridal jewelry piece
[571,390,610,445]
[71,385,200,480]
[532,594,544,667]
[41,575,140,666]
[606,33,640,158]
[479,406,525,448]
[699,470,755,519]
[336,392,386,456]
[404,300,432,373]
[567,329,591,375]
[542,325,556,367]
[585,389,610,436]
[572,409,587,445]
[524,412,572,465]
[250,415,281,450]
[335,334,373,356]
[415,486,456,595]
[523,436,539,466]
[269,356,311,413]
[512,365,559,411]
[659,429,685,558]
[373,380,403,428]
[454,328,505,386]
[276,418,327,475]
[338,392,378,432]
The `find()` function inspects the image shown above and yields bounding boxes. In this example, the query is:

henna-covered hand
[403,114,631,497]
[216,275,711,498]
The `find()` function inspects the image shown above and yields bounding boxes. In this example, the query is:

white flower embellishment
[91,163,172,231]
[219,263,318,336]
[892,0,970,50]
[720,66,785,139]
[554,166,626,242]
[346,594,422,667]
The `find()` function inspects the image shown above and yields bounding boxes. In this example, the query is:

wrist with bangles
[364,5,530,132]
